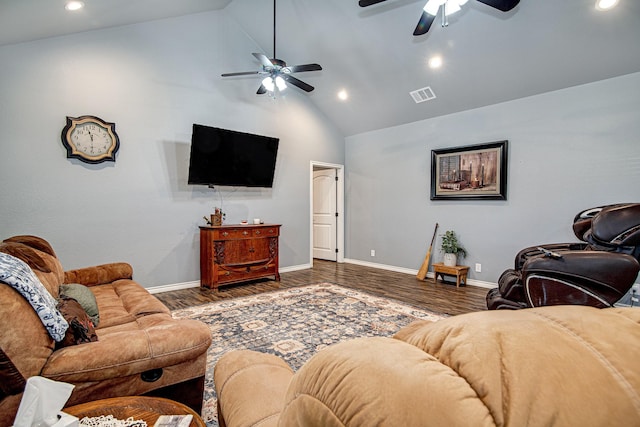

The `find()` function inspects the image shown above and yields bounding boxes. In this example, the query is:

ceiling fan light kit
[221,0,322,96]
[359,0,520,36]
[424,0,468,17]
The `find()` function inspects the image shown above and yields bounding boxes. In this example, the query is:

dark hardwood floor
[155,260,489,316]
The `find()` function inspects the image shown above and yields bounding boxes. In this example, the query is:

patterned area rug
[171,283,445,426]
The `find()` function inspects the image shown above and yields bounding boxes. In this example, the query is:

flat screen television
[187,124,279,188]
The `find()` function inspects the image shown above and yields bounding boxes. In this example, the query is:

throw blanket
[0,252,68,341]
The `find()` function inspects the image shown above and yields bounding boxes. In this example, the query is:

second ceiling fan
[221,0,322,95]
[359,0,520,36]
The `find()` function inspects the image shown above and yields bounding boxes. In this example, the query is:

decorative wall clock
[61,115,120,164]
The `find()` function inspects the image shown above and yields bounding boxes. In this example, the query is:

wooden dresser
[199,224,281,290]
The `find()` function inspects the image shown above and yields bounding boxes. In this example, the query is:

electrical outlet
[475,263,482,273]
[370,249,375,257]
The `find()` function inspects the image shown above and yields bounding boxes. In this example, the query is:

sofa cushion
[60,283,99,326]
[56,297,98,349]
[91,280,169,329]
[41,314,211,383]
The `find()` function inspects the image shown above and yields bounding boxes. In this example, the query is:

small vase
[443,253,457,267]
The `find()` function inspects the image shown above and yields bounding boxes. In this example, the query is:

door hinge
[335,248,339,253]
[335,176,338,181]
[335,212,338,217]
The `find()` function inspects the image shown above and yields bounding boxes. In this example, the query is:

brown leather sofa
[215,305,640,426]
[487,203,640,310]
[0,235,212,426]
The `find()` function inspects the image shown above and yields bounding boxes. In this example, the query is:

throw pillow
[56,297,98,349]
[59,283,99,327]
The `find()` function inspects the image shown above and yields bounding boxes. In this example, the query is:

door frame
[310,161,345,265]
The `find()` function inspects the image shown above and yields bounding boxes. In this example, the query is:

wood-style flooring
[154,260,489,316]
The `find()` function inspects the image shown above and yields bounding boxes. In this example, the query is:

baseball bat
[416,222,439,280]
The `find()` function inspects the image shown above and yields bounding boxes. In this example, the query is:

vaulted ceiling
[2,0,639,136]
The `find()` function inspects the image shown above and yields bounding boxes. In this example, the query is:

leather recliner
[486,203,640,310]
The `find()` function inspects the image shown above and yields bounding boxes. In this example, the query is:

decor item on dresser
[431,140,508,200]
[440,230,466,266]
[487,203,640,310]
[203,207,225,226]
[214,305,640,427]
[61,115,120,164]
[199,223,281,290]
[0,235,212,427]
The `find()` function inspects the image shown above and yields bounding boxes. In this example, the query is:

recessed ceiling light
[595,0,619,10]
[337,90,348,101]
[65,1,85,11]
[428,56,443,69]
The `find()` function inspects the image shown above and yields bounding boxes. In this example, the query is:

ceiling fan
[359,0,520,36]
[221,0,322,95]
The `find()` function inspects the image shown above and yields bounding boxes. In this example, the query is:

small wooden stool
[432,263,470,288]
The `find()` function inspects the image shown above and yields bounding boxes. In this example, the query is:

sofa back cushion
[3,235,64,298]
[0,236,63,423]
[394,306,640,426]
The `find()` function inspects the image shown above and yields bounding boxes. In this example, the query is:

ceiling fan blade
[282,74,314,92]
[221,71,262,77]
[285,63,323,73]
[252,52,275,68]
[413,11,436,36]
[475,0,520,12]
[257,85,267,95]
[358,0,388,6]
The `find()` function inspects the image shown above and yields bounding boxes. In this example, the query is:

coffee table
[64,396,205,427]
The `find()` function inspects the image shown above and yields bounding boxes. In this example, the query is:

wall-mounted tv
[188,124,279,188]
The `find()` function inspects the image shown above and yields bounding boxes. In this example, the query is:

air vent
[409,86,436,103]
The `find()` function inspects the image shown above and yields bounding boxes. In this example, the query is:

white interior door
[313,168,337,261]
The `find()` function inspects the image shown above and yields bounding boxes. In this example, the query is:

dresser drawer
[212,226,280,240]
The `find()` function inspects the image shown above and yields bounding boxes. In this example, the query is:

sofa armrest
[64,263,133,287]
[280,337,494,427]
[214,350,293,427]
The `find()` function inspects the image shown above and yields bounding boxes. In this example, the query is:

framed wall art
[430,140,508,201]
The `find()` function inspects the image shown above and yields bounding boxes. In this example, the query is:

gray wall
[345,72,640,284]
[0,10,344,287]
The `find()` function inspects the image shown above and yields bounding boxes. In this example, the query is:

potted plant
[440,230,467,267]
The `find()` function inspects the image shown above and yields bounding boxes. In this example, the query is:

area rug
[171,283,446,427]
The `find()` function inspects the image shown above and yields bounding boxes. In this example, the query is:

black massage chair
[486,203,640,310]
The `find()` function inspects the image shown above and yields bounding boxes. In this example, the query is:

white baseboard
[147,280,200,294]
[147,260,496,294]
[344,258,496,289]
[146,263,313,294]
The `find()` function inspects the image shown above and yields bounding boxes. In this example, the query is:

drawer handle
[222,232,229,236]
[249,247,255,253]
[243,231,249,236]
[255,230,261,235]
